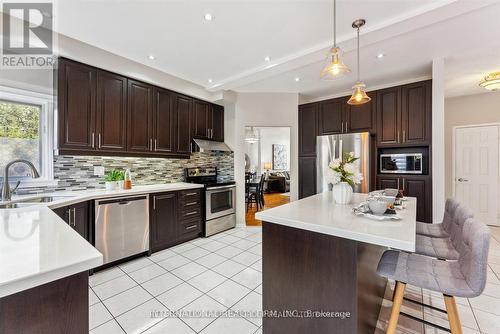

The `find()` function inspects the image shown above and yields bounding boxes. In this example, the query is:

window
[0,86,54,185]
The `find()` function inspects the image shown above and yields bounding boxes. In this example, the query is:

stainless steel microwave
[380,153,423,174]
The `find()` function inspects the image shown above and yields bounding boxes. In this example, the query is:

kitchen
[2,1,500,334]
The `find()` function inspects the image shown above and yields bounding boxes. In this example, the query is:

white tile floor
[88,226,500,334]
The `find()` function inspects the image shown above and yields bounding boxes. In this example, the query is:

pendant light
[479,72,500,91]
[320,0,350,79]
[245,127,259,143]
[348,19,371,105]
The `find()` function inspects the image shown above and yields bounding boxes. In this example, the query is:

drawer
[179,189,201,201]
[179,220,201,236]
[178,207,202,221]
[178,198,201,209]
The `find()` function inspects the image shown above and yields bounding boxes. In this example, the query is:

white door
[454,125,500,226]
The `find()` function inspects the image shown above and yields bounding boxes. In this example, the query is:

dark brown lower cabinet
[150,193,179,252]
[52,201,89,240]
[299,156,317,199]
[376,175,432,223]
[150,190,202,253]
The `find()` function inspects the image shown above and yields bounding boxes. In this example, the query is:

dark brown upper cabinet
[401,80,432,146]
[174,94,193,155]
[193,100,210,139]
[211,104,224,142]
[56,58,224,158]
[345,95,376,133]
[127,79,153,153]
[153,88,175,154]
[318,95,375,136]
[192,100,225,142]
[377,80,431,147]
[299,103,318,156]
[96,71,127,152]
[57,58,96,151]
[376,86,401,147]
[318,98,344,135]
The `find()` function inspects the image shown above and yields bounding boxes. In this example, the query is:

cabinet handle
[345,120,348,132]
[397,178,400,190]
[186,224,198,230]
[402,130,406,143]
[185,201,198,206]
[67,209,72,226]
[150,138,153,151]
[185,192,197,196]
[185,211,198,216]
[98,133,102,148]
[341,122,344,133]
[154,139,157,151]
[72,208,76,227]
[397,131,400,143]
[153,197,156,210]
[91,133,95,148]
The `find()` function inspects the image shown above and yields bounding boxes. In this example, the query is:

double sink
[0,196,74,209]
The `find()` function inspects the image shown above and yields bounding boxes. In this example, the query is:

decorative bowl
[384,188,399,197]
[368,200,388,215]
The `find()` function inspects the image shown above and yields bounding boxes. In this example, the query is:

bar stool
[414,204,473,261]
[377,218,490,334]
[416,198,460,238]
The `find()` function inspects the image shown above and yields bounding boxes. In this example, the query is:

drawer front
[178,197,201,208]
[179,219,201,236]
[179,189,202,201]
[178,207,202,221]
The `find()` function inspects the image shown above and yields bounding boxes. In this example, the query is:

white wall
[233,92,299,225]
[259,127,291,172]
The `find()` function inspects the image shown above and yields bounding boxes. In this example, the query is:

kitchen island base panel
[262,222,387,334]
[0,271,88,334]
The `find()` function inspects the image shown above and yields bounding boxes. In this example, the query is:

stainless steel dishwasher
[95,195,149,264]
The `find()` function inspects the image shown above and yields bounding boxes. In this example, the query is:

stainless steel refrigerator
[316,133,370,194]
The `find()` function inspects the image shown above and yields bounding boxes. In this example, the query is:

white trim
[0,85,56,188]
[452,123,500,225]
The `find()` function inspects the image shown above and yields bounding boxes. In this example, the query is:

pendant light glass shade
[321,47,351,79]
[348,81,371,105]
[479,72,500,91]
[348,19,370,106]
[244,127,259,143]
[320,0,350,79]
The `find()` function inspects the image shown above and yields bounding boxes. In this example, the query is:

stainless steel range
[185,167,236,236]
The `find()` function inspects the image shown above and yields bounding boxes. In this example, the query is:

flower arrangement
[328,151,363,188]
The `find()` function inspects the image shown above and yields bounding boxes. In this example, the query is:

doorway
[453,124,500,226]
[244,126,291,226]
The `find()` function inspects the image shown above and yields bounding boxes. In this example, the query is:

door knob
[457,178,469,182]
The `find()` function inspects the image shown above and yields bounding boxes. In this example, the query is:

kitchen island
[255,192,416,334]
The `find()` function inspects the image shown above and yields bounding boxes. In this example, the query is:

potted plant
[328,152,363,204]
[105,170,125,191]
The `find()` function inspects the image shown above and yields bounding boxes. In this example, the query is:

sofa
[267,171,290,193]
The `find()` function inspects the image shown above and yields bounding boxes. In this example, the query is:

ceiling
[53,0,500,100]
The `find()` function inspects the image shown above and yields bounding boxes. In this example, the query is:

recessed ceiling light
[208,79,213,83]
[204,13,214,21]
[148,55,155,60]
[376,53,385,59]
[264,56,271,62]
[295,77,300,82]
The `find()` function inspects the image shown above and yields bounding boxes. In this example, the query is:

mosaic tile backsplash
[18,152,234,194]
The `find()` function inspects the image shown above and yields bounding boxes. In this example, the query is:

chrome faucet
[1,159,40,202]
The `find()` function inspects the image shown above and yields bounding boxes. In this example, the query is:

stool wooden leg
[386,281,406,334]
[444,295,463,334]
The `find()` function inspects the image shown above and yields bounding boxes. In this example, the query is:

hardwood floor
[246,192,290,226]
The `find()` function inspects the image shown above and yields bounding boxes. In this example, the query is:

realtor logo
[2,2,55,68]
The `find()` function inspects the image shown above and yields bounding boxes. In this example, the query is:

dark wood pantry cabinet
[55,57,224,158]
[298,103,318,156]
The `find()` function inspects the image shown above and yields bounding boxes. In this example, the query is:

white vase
[105,181,119,191]
[332,182,353,204]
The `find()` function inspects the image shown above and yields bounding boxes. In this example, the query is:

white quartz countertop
[255,192,416,252]
[0,182,204,297]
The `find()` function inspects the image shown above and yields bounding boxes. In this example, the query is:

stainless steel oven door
[206,185,236,220]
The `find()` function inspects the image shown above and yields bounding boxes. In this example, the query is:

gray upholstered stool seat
[414,204,473,261]
[377,217,490,334]
[416,198,460,238]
